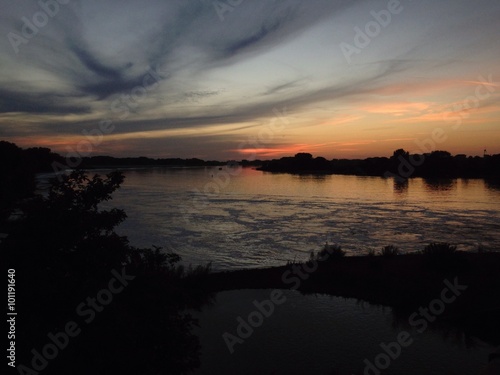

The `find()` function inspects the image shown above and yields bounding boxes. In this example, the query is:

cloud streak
[1,0,500,158]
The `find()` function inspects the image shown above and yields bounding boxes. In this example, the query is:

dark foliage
[1,169,211,374]
[421,242,463,270]
[0,141,64,221]
[380,245,400,257]
[313,243,346,261]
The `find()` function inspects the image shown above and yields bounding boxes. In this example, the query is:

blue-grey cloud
[224,19,283,56]
[0,88,90,115]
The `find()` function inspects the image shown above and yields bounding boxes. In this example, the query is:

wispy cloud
[1,0,500,158]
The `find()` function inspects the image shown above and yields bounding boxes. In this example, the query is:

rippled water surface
[96,166,500,270]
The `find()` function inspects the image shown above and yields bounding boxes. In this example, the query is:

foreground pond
[191,289,496,375]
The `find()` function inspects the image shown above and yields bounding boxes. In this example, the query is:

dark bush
[421,242,462,270]
[380,245,400,257]
[314,243,345,261]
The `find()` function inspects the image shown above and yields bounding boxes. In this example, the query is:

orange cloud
[358,101,431,115]
[366,78,487,97]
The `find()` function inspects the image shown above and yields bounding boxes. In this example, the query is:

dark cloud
[1,0,353,110]
[68,41,123,81]
[65,38,170,99]
[183,90,221,103]
[224,19,283,56]
[26,59,421,138]
[0,88,90,115]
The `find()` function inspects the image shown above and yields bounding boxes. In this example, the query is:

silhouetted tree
[391,148,409,159]
[294,152,313,160]
[2,169,210,374]
[0,141,65,222]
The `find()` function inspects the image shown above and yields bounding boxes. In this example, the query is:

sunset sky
[1,0,500,160]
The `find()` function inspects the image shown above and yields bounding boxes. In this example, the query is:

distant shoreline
[2,140,499,180]
[258,151,500,180]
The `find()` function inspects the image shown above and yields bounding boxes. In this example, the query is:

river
[98,166,500,270]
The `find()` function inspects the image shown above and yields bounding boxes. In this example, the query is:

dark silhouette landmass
[258,150,500,180]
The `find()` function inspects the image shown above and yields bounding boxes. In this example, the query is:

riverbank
[204,251,500,345]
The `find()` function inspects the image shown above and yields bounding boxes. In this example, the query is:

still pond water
[191,289,495,375]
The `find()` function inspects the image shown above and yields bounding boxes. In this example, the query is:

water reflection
[296,174,330,182]
[393,179,408,195]
[391,306,500,348]
[485,178,500,191]
[423,178,457,192]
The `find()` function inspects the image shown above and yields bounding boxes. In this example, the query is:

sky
[1,0,500,160]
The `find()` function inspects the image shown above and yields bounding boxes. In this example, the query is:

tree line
[258,150,500,179]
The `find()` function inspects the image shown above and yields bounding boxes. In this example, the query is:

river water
[101,166,500,270]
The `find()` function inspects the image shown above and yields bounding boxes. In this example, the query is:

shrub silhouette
[422,242,457,257]
[380,245,400,257]
[421,242,461,270]
[313,243,345,261]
